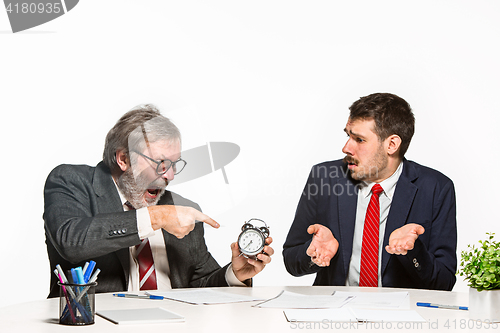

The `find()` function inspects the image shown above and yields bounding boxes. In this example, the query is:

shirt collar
[359,161,404,200]
[112,176,128,206]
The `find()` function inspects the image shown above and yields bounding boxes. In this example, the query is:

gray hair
[103,104,181,172]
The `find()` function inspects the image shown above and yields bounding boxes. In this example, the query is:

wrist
[147,205,171,230]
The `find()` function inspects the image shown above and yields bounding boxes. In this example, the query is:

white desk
[0,286,496,332]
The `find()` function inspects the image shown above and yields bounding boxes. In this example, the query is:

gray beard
[116,168,166,209]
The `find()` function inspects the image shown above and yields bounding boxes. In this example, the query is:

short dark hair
[349,93,415,158]
[103,104,181,172]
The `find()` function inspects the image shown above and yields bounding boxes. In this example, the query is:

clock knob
[241,223,253,231]
[259,226,270,238]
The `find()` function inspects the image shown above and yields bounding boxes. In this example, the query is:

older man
[44,104,273,297]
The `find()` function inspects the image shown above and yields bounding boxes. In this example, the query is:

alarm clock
[237,218,270,259]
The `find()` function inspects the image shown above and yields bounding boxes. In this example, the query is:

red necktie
[135,238,158,290]
[359,184,384,287]
[125,202,158,291]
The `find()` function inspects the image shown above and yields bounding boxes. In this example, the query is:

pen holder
[58,281,97,325]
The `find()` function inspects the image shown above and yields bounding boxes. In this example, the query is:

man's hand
[306,224,339,267]
[148,205,219,238]
[385,223,425,255]
[231,237,274,282]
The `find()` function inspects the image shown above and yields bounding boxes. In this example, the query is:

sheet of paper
[255,290,353,309]
[97,308,185,325]
[333,291,410,309]
[284,308,426,323]
[146,289,265,305]
[285,308,357,322]
[352,309,426,322]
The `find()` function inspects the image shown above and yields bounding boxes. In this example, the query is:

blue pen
[113,293,164,300]
[70,268,78,285]
[417,302,468,311]
[75,267,85,284]
[83,261,96,283]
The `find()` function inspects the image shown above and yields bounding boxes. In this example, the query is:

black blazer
[283,159,457,291]
[44,162,229,298]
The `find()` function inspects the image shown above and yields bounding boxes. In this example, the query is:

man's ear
[386,135,402,156]
[115,149,129,172]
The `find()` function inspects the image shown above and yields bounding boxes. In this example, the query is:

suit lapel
[93,162,122,211]
[93,162,131,286]
[380,160,418,275]
[337,172,359,278]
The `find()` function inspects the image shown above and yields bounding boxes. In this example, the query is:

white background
[1,0,499,308]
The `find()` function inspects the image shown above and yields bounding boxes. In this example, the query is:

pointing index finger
[195,211,220,228]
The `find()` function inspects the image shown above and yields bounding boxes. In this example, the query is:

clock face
[238,228,265,256]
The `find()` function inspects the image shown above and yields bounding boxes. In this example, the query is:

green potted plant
[459,232,500,321]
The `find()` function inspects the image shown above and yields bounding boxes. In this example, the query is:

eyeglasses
[132,150,187,176]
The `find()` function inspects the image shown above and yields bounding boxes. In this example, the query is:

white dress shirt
[122,201,172,291]
[112,180,244,291]
[346,162,403,287]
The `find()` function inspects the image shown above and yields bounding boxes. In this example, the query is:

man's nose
[162,167,175,181]
[342,138,353,155]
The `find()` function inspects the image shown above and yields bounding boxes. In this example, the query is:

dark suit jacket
[283,159,457,291]
[44,162,230,298]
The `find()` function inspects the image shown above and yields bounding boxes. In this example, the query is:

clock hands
[238,240,254,258]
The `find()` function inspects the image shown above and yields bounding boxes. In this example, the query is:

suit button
[122,228,127,234]
[109,231,114,236]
